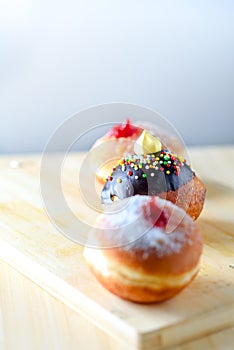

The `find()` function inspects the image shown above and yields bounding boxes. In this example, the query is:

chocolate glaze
[101,150,194,204]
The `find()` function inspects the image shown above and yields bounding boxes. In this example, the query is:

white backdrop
[0,0,233,153]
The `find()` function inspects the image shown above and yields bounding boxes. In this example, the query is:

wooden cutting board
[0,146,233,350]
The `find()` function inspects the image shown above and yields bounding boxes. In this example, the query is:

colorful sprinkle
[112,149,188,180]
[117,178,122,183]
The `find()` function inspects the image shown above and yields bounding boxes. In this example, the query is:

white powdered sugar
[123,225,192,259]
[91,195,194,254]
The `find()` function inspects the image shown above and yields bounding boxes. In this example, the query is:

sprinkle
[117,150,188,179]
[109,176,113,181]
[151,173,155,177]
[135,175,138,180]
[142,173,147,178]
[117,178,122,183]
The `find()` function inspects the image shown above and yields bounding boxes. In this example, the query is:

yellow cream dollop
[134,130,162,154]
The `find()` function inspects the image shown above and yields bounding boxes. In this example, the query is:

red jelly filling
[108,118,140,138]
[154,209,169,228]
[143,198,169,228]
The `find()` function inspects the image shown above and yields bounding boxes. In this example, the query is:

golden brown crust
[87,264,199,303]
[158,175,206,220]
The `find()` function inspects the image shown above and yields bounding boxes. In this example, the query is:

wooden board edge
[0,239,138,348]
[139,303,234,350]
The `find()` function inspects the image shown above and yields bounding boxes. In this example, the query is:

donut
[90,119,185,185]
[101,131,206,220]
[84,195,203,303]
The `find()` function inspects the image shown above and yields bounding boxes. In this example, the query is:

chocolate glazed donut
[101,150,206,220]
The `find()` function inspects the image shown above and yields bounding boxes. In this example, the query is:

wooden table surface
[0,145,234,350]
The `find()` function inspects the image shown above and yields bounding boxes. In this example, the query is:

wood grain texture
[0,261,233,350]
[0,146,234,350]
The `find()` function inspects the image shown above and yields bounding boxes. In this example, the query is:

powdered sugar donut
[84,195,203,303]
